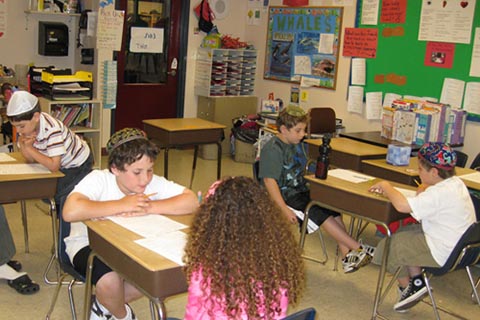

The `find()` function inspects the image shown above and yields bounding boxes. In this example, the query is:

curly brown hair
[183,176,305,319]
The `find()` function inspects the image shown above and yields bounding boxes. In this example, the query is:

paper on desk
[108,215,188,239]
[393,187,417,198]
[0,153,15,162]
[0,163,51,174]
[328,169,375,183]
[135,231,187,266]
[459,171,480,184]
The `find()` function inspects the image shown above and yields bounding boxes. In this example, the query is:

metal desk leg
[299,201,328,264]
[163,147,170,179]
[190,146,199,189]
[216,142,222,179]
[44,199,63,285]
[372,225,392,320]
[20,200,29,253]
[83,252,96,320]
[149,299,167,320]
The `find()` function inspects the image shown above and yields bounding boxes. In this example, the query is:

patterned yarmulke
[418,142,457,170]
[284,105,306,117]
[106,128,147,154]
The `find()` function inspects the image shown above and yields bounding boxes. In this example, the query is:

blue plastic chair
[282,307,316,320]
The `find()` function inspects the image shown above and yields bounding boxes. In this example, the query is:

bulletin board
[355,0,480,121]
[264,6,343,90]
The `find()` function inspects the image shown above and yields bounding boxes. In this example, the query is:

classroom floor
[1,148,479,320]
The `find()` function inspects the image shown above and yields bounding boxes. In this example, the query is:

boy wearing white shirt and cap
[7,91,93,206]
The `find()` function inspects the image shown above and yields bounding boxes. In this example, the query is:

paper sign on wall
[129,27,164,53]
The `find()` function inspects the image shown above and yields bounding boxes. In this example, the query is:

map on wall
[264,6,343,90]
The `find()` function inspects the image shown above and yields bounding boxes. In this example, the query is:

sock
[113,304,132,320]
[411,275,424,288]
[0,264,26,280]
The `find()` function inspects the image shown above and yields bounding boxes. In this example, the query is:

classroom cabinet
[195,48,257,97]
[197,96,258,159]
[39,97,102,169]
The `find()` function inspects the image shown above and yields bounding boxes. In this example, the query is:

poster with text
[264,6,343,89]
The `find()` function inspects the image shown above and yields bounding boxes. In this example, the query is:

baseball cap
[418,142,457,170]
[7,91,39,116]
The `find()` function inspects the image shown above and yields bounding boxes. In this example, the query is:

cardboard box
[234,139,256,163]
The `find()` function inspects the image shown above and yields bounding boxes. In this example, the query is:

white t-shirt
[64,169,186,263]
[407,176,475,265]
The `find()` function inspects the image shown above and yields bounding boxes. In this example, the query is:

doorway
[115,0,189,130]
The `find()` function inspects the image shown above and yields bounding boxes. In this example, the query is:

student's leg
[0,205,16,265]
[321,216,359,257]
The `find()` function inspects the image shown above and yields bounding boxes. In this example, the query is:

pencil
[414,179,421,186]
[145,192,157,198]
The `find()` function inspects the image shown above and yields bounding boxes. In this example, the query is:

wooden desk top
[362,157,480,190]
[143,118,226,132]
[305,137,388,156]
[86,214,192,271]
[0,152,64,182]
[305,173,413,224]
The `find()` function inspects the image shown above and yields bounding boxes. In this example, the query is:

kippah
[7,91,38,116]
[418,142,457,170]
[106,128,147,154]
[284,105,306,117]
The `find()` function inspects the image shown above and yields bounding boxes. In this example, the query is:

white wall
[2,1,479,165]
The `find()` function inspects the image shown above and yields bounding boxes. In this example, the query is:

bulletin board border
[263,6,343,90]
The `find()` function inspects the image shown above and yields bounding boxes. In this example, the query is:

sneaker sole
[355,253,372,269]
[394,287,428,311]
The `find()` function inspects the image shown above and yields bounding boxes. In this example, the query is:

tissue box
[386,144,411,166]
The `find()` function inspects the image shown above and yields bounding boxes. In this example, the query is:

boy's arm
[369,181,412,213]
[18,136,61,171]
[146,188,199,216]
[263,177,297,223]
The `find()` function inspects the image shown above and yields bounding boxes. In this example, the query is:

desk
[362,157,480,190]
[303,174,414,319]
[83,214,192,320]
[143,118,226,187]
[0,152,63,254]
[306,138,388,171]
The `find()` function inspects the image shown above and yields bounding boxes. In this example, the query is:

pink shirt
[184,269,289,320]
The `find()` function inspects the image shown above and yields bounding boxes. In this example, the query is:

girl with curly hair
[183,176,305,319]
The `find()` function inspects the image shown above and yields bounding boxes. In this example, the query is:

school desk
[362,157,480,191]
[143,118,226,187]
[83,214,193,320]
[303,174,414,320]
[305,137,388,171]
[0,152,63,254]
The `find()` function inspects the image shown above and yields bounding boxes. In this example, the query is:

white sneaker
[342,248,372,273]
[90,298,112,320]
[125,304,138,320]
[359,240,376,257]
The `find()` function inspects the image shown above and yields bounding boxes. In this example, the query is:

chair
[383,221,480,320]
[282,307,316,320]
[307,107,336,139]
[45,201,86,320]
[470,152,480,170]
[455,151,468,168]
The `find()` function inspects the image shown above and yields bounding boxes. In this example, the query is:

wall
[2,1,478,165]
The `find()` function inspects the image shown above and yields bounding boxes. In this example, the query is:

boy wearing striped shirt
[7,91,93,206]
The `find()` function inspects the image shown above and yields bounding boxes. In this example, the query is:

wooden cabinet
[197,96,258,159]
[195,49,257,97]
[39,97,102,168]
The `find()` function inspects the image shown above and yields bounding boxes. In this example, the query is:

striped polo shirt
[33,112,90,169]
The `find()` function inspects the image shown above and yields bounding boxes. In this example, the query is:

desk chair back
[422,221,480,319]
[46,200,85,320]
[470,152,480,170]
[282,307,316,320]
[307,107,336,138]
[455,151,468,168]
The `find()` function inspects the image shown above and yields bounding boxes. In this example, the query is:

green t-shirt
[259,136,308,201]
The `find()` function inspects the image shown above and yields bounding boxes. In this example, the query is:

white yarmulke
[7,91,39,116]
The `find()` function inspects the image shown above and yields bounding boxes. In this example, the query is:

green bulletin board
[264,6,343,89]
[356,0,480,121]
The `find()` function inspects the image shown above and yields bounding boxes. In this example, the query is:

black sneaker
[393,278,428,312]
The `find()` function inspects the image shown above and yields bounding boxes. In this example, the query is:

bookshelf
[39,97,102,169]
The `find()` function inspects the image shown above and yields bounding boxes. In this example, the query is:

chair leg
[299,202,328,264]
[423,270,441,320]
[45,273,69,319]
[20,200,29,253]
[68,279,81,320]
[466,267,480,305]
